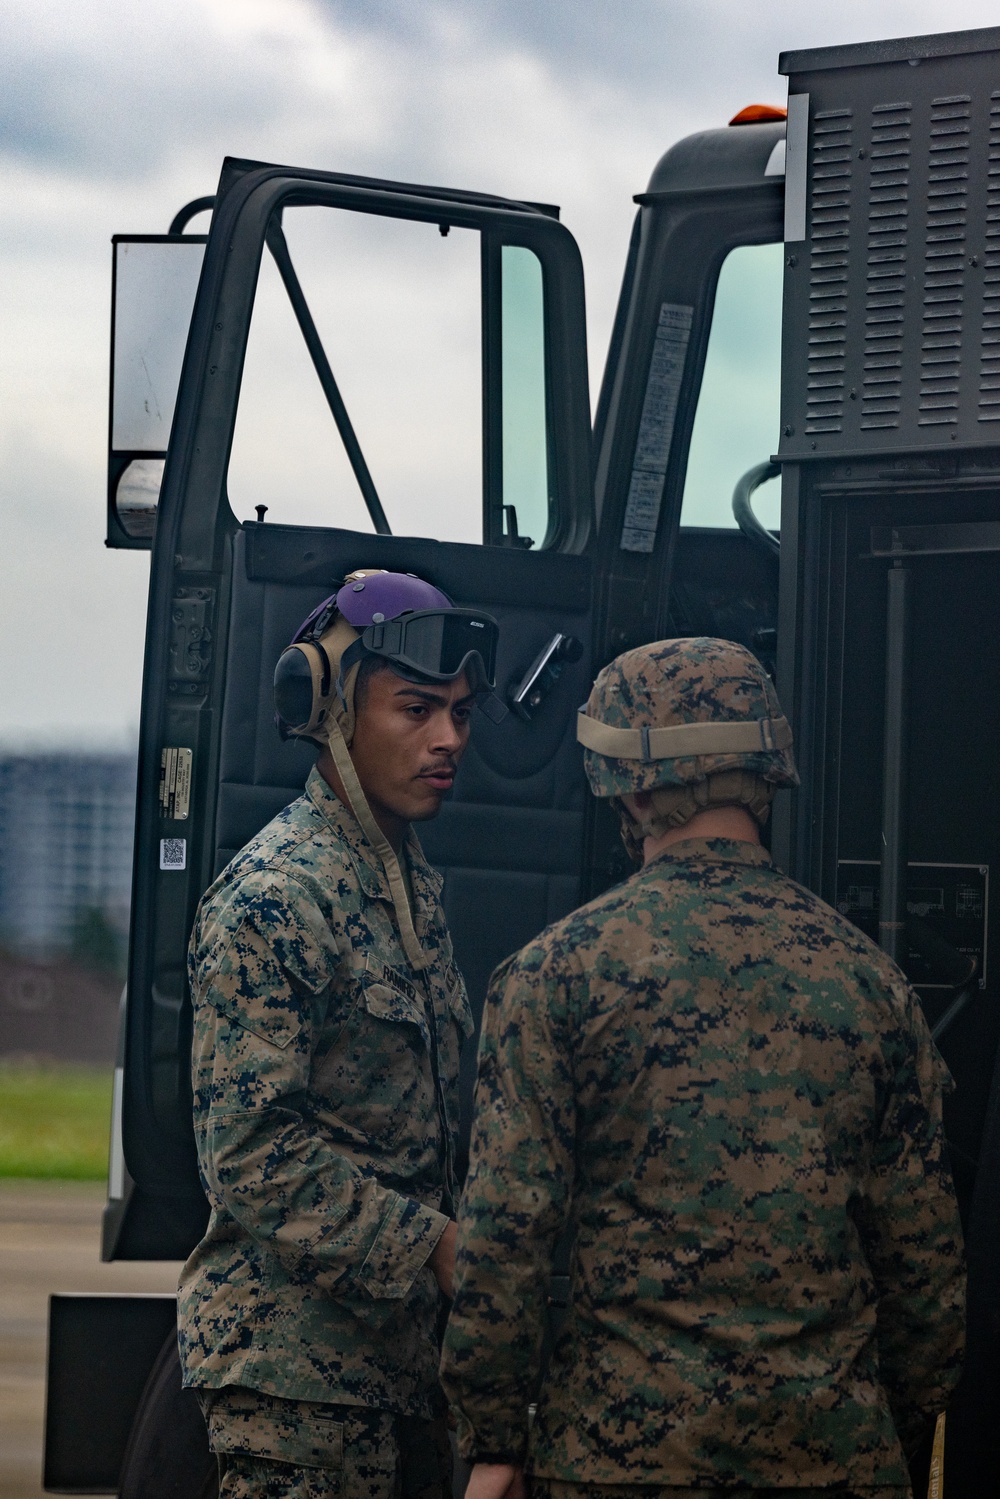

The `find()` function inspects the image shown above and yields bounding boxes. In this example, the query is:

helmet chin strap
[324,721,429,973]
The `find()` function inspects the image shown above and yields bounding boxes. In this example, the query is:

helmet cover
[580,636,799,798]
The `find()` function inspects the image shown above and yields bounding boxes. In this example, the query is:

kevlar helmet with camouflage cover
[577,637,799,857]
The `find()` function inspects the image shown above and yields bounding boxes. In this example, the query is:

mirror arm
[168,196,216,235]
[265,219,392,536]
[732,460,780,557]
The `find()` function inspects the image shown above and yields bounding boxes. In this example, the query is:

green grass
[0,1062,113,1179]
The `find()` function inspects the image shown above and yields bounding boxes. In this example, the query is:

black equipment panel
[778,27,1000,462]
[777,466,1000,1496]
[774,35,1000,1493]
[837,862,988,991]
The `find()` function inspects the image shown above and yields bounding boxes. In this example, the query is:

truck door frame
[113,157,592,1258]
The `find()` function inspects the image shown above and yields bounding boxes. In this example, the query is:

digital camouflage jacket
[441,838,965,1487]
[178,766,473,1416]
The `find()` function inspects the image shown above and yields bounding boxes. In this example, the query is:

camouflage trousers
[529,1486,911,1499]
[199,1387,452,1498]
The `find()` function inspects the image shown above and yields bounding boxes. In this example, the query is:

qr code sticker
[160,837,187,871]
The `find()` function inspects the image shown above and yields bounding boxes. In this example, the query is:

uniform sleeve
[190,877,448,1314]
[439,948,576,1464]
[856,985,966,1454]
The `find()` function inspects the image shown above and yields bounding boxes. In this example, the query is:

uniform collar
[305,765,443,929]
[646,836,775,873]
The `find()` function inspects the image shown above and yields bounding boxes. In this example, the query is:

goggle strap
[365,621,404,654]
[337,637,366,710]
[324,723,429,973]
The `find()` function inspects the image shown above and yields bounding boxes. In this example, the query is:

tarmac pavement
[0,1180,182,1499]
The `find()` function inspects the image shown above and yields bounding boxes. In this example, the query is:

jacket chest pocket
[313,980,437,1150]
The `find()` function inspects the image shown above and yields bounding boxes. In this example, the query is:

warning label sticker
[159,747,192,821]
[620,302,693,553]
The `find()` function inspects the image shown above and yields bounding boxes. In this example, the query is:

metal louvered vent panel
[806,109,852,434]
[979,91,1000,423]
[779,33,1000,459]
[919,94,969,427]
[862,101,910,430]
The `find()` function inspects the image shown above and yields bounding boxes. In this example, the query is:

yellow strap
[926,1411,945,1499]
[325,725,429,973]
[576,711,793,761]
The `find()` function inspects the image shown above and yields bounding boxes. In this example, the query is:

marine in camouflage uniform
[178,571,501,1498]
[440,638,965,1499]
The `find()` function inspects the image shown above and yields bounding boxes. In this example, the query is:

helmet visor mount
[354,609,500,696]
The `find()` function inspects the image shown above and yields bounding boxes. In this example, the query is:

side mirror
[107,232,207,548]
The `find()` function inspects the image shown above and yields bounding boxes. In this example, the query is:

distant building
[0,949,121,1063]
[0,752,137,960]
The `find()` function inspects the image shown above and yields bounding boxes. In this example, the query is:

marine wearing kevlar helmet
[273,570,502,968]
[577,637,798,862]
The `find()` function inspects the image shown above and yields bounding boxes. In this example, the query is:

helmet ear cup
[274,615,363,743]
[273,641,332,738]
[274,646,314,735]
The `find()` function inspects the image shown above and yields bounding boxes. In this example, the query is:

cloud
[0,0,292,178]
[319,0,1000,118]
[0,427,149,743]
[4,0,1000,742]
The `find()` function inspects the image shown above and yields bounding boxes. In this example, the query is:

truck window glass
[680,241,783,530]
[501,245,549,548]
[227,206,482,542]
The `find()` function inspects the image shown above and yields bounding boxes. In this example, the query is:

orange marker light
[729,104,788,126]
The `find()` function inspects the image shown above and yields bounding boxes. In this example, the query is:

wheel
[118,1328,218,1499]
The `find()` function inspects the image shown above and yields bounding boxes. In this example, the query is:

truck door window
[680,241,783,530]
[228,207,483,542]
[501,245,549,548]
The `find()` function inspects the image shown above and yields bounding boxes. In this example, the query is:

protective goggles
[342,608,499,694]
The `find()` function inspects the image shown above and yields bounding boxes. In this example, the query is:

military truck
[43,23,999,1497]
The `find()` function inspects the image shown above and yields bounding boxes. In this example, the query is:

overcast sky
[3,0,999,744]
